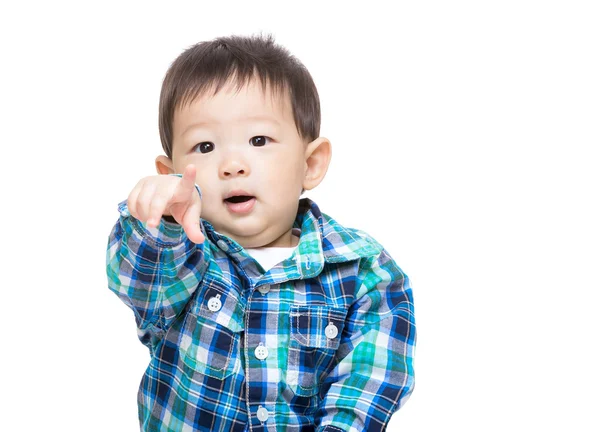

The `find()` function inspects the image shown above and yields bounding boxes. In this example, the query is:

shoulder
[319,210,385,263]
[297,197,389,263]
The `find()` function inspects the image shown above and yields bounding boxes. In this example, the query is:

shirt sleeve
[315,248,417,432]
[105,176,208,354]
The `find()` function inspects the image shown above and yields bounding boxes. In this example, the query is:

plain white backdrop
[2,1,599,430]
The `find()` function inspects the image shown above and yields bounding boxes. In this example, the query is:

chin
[231,232,269,249]
[217,221,265,242]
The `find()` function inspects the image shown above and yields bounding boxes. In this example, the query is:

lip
[223,189,256,214]
[224,197,256,214]
[224,189,254,200]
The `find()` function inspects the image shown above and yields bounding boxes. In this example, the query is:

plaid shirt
[106,177,416,432]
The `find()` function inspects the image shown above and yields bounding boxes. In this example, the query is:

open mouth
[224,195,254,203]
[223,195,256,214]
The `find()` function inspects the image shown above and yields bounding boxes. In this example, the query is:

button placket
[254,342,269,360]
[216,239,229,252]
[257,285,270,295]
[256,405,269,423]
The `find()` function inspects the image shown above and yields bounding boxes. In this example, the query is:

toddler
[106,33,416,432]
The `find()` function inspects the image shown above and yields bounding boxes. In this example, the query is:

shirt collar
[291,198,382,277]
[201,198,382,279]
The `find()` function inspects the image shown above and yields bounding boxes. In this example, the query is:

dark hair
[158,32,321,159]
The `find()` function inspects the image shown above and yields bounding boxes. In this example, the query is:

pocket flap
[191,280,244,333]
[290,304,346,349]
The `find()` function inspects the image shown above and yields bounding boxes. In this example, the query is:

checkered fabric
[106,176,416,431]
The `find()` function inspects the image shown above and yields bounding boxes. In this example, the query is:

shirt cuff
[117,199,190,246]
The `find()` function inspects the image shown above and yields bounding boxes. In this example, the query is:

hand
[127,164,205,244]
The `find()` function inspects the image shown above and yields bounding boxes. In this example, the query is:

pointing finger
[183,197,204,244]
[173,164,197,203]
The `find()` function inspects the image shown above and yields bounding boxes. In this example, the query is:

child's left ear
[303,137,332,191]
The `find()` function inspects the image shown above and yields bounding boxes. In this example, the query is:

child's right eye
[193,142,214,154]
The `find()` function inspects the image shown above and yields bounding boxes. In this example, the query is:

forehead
[173,77,293,133]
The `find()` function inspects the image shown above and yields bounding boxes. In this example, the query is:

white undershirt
[245,229,300,271]
[245,246,296,271]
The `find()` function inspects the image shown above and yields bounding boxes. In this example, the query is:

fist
[127,164,205,244]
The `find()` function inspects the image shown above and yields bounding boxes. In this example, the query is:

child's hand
[127,164,205,244]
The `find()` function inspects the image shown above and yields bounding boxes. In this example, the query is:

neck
[261,229,299,248]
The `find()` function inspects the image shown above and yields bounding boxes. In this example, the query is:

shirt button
[216,239,229,252]
[254,342,269,360]
[258,285,270,295]
[325,322,338,339]
[207,294,222,312]
[256,406,269,422]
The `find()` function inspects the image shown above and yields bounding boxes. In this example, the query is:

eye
[193,142,214,154]
[250,136,271,147]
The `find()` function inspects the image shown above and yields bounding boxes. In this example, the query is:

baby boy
[106,33,416,432]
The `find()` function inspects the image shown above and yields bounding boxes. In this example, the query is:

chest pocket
[287,304,346,397]
[179,281,245,381]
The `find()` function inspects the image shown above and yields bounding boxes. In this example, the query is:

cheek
[272,148,304,175]
[269,158,303,182]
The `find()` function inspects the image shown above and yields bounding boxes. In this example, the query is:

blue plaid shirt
[106,180,416,432]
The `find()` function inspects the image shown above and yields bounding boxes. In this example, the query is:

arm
[315,249,416,432]
[105,178,208,354]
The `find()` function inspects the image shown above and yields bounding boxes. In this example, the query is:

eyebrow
[181,115,281,136]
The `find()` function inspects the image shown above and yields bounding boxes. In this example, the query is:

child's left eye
[249,136,271,147]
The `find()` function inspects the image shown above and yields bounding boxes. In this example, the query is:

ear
[303,137,332,191]
[155,155,174,175]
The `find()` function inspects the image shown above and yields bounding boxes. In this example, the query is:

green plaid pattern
[106,181,416,431]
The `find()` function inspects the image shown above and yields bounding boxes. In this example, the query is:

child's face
[160,78,319,248]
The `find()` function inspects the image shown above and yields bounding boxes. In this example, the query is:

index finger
[172,164,198,203]
[182,197,205,244]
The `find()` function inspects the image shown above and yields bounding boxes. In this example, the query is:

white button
[217,239,229,251]
[254,343,269,360]
[256,406,269,422]
[258,285,270,295]
[325,322,338,339]
[207,294,222,312]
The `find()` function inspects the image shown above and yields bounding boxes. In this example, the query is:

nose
[220,158,250,179]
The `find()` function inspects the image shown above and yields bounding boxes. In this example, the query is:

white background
[2,1,599,430]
